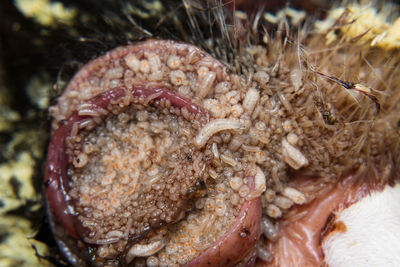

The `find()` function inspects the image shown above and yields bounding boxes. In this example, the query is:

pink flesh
[132,86,205,115]
[269,185,344,266]
[186,177,262,267]
[45,87,127,239]
[265,171,386,266]
[45,86,204,240]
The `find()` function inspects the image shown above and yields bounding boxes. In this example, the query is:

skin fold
[44,40,263,265]
[187,177,261,267]
[2,0,397,266]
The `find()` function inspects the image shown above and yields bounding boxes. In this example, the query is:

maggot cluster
[1,0,399,266]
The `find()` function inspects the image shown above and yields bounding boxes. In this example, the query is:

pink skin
[45,39,262,265]
[186,177,262,267]
[53,39,228,128]
[45,87,127,239]
[44,86,205,240]
[46,85,262,265]
[46,85,262,266]
[132,85,205,115]
[264,169,388,267]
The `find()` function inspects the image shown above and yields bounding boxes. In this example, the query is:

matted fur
[8,0,398,265]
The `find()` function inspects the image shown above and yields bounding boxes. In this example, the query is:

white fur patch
[322,183,400,267]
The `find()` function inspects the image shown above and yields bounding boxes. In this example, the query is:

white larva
[243,87,260,114]
[220,154,238,167]
[196,67,217,100]
[169,70,188,86]
[83,236,120,245]
[282,187,306,205]
[230,176,243,191]
[290,68,303,91]
[286,132,299,145]
[139,59,151,74]
[211,142,220,159]
[148,53,161,72]
[257,243,273,262]
[260,216,279,241]
[105,230,124,239]
[281,138,309,170]
[125,54,140,72]
[104,67,124,79]
[78,108,100,117]
[266,204,282,218]
[167,55,181,69]
[194,118,244,148]
[254,166,266,194]
[273,195,294,210]
[126,238,168,263]
[73,153,89,168]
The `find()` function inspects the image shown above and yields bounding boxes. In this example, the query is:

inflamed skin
[43,1,400,266]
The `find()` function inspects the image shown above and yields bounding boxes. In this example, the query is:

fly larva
[6,0,400,267]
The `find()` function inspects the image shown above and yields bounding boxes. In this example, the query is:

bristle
[7,0,400,265]
[176,0,400,208]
